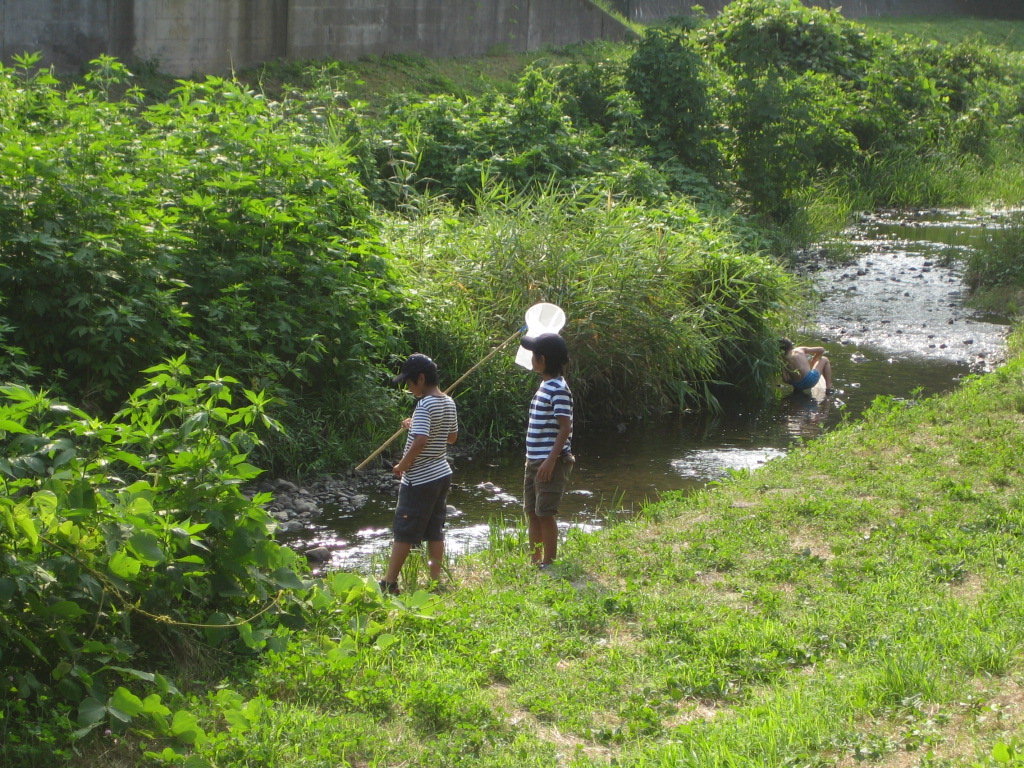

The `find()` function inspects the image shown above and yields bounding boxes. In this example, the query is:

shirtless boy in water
[780,337,834,394]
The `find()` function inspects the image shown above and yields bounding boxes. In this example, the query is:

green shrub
[365,67,605,206]
[0,56,188,408]
[0,56,406,471]
[704,0,876,79]
[723,70,860,222]
[0,360,305,744]
[625,28,722,177]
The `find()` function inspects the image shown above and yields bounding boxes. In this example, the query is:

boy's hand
[536,457,556,483]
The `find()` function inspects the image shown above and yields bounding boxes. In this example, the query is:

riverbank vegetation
[860,15,1024,52]
[16,335,1024,767]
[4,4,1024,764]
[3,2,1024,472]
[964,211,1024,317]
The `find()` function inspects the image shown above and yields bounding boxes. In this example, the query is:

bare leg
[528,513,558,565]
[539,516,558,564]
[527,509,544,565]
[383,541,412,584]
[814,356,833,389]
[426,540,444,582]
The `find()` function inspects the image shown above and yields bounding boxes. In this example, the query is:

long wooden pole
[353,327,525,472]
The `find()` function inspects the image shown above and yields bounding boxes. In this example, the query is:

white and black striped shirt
[525,377,573,461]
[401,394,458,486]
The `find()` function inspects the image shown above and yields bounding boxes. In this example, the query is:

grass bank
[860,16,1024,52]
[236,18,1024,110]
[110,331,1024,768]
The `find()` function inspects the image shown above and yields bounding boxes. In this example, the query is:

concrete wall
[613,0,1024,21]
[4,0,1021,77]
[1,0,633,76]
[133,0,288,75]
[286,0,631,62]
[3,0,134,70]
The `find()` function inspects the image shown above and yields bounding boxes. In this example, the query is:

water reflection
[288,210,1012,570]
[778,389,835,439]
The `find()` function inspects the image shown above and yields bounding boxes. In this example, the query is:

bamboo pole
[353,326,525,472]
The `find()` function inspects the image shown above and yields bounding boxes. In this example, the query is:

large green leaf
[77,696,106,727]
[170,709,206,745]
[108,550,142,580]
[46,600,87,619]
[110,687,145,718]
[271,567,307,590]
[128,530,166,566]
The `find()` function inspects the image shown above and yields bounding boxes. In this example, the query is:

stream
[284,209,1013,571]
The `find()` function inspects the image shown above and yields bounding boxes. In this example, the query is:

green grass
[232,44,620,109]
[861,16,1024,52]
[964,211,1024,318]
[75,330,1024,768]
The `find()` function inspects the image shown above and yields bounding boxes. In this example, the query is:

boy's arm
[393,434,429,477]
[536,415,572,483]
[800,346,826,358]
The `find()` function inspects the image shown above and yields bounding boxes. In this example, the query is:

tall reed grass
[382,186,808,444]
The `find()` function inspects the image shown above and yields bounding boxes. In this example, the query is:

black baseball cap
[520,333,569,364]
[391,353,437,385]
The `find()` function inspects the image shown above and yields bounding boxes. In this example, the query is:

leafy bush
[625,28,723,177]
[0,55,407,472]
[722,70,860,221]
[0,56,188,408]
[704,0,876,79]
[364,68,605,206]
[0,361,306,743]
[0,358,444,764]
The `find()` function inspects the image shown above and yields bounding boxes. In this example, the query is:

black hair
[523,333,570,377]
[779,337,794,353]
[540,351,568,377]
[414,368,439,386]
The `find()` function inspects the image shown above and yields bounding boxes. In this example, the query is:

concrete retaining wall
[3,0,1020,77]
[3,0,134,70]
[1,0,633,76]
[286,0,632,62]
[133,0,289,75]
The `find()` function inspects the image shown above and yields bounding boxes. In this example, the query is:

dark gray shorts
[393,475,451,544]
[524,453,575,517]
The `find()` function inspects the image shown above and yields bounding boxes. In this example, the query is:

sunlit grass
[143,12,1024,766]
[861,16,1024,53]
[164,332,1024,767]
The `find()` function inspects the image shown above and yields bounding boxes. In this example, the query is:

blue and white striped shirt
[525,377,573,461]
[401,394,458,486]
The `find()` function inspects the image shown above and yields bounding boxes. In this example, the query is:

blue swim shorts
[791,369,821,392]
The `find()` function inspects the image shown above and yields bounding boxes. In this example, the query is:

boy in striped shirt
[520,333,575,568]
[380,353,458,595]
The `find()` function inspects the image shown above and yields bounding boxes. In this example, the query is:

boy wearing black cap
[519,333,574,567]
[380,353,458,595]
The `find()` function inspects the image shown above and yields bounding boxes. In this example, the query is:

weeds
[172,331,1024,768]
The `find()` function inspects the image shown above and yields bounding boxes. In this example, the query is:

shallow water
[288,209,1012,570]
